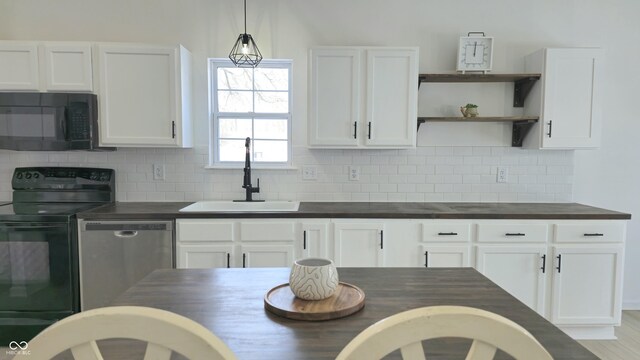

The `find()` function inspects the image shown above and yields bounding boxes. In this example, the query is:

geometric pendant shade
[229,0,262,68]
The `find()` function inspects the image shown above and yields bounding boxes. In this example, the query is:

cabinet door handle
[541,254,546,273]
[172,121,176,138]
[556,254,562,273]
[547,120,553,137]
[380,230,384,249]
[368,122,372,139]
[226,253,230,268]
[425,251,429,268]
[583,233,604,237]
[242,253,246,268]
[505,233,525,236]
[438,232,458,236]
[303,230,307,250]
[353,121,357,139]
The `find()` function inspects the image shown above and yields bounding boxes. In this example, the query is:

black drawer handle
[425,251,429,268]
[303,230,307,249]
[438,232,458,236]
[584,233,604,237]
[380,230,384,249]
[353,121,357,139]
[556,254,562,273]
[226,253,230,268]
[242,253,246,268]
[505,233,526,236]
[541,254,546,273]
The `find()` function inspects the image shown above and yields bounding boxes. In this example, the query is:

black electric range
[0,167,115,344]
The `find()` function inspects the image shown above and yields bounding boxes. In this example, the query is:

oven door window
[0,223,72,311]
[0,106,65,140]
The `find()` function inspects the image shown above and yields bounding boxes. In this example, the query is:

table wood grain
[112,268,597,360]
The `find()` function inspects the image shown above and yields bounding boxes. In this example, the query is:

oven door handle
[114,230,138,238]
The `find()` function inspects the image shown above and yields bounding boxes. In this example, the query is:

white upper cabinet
[0,42,39,90]
[0,41,93,92]
[97,44,192,147]
[43,43,93,91]
[524,48,603,149]
[309,47,418,149]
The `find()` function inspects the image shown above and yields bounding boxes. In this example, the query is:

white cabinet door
[308,46,418,149]
[43,44,93,91]
[525,48,602,149]
[0,43,39,90]
[476,245,547,315]
[240,244,295,268]
[177,244,234,269]
[308,48,361,147]
[333,222,384,267]
[364,49,417,147]
[301,221,329,259]
[421,245,470,268]
[97,44,192,147]
[551,245,623,325]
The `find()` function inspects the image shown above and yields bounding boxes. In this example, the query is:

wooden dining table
[110,267,597,360]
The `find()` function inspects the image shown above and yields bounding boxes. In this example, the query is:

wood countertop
[110,267,597,359]
[77,201,631,220]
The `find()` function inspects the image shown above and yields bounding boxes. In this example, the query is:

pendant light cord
[244,0,247,34]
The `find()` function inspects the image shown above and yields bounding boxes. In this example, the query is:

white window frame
[208,58,293,169]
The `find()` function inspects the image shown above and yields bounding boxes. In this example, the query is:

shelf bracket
[512,120,537,147]
[513,77,539,107]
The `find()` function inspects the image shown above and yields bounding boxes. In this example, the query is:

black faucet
[236,137,263,202]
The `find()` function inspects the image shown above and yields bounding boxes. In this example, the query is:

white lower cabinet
[176,219,328,269]
[476,245,547,315]
[551,245,624,326]
[333,221,385,267]
[421,245,470,268]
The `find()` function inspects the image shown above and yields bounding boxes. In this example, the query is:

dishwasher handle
[114,230,138,238]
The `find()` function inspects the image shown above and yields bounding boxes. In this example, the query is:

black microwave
[0,92,104,151]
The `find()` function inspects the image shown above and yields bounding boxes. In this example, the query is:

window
[209,59,292,167]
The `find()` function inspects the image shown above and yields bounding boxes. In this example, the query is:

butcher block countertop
[77,201,631,220]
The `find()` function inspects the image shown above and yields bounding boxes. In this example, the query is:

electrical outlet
[497,166,508,183]
[302,165,318,180]
[348,166,360,181]
[153,164,165,181]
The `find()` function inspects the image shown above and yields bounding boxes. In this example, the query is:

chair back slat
[143,343,172,360]
[466,340,497,360]
[70,341,103,360]
[399,342,426,360]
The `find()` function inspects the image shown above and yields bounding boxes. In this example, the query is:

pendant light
[229,0,262,68]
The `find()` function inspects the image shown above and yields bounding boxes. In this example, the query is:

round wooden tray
[264,282,365,321]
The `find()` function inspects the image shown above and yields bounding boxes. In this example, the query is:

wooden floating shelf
[417,116,539,147]
[419,73,541,83]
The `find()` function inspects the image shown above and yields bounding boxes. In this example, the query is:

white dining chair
[26,306,237,360]
[336,305,553,360]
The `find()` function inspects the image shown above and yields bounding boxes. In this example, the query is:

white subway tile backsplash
[0,146,574,203]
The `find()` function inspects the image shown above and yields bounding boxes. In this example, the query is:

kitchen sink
[179,201,300,213]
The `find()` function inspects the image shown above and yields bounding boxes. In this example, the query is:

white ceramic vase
[289,258,339,300]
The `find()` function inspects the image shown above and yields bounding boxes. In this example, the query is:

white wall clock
[457,32,493,74]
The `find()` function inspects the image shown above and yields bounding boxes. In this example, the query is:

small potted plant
[460,103,479,117]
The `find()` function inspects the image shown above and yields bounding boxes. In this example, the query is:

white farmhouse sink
[179,201,300,213]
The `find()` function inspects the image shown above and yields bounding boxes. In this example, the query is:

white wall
[0,0,638,305]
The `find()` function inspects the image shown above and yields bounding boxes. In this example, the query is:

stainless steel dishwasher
[78,220,174,310]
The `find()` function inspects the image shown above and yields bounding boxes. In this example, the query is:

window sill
[204,165,299,171]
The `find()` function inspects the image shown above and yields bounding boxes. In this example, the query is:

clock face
[457,36,493,72]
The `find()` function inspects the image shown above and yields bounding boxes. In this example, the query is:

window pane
[253,140,288,162]
[219,139,247,162]
[217,67,252,90]
[254,119,287,140]
[255,68,288,91]
[219,118,252,138]
[218,90,253,112]
[254,91,288,113]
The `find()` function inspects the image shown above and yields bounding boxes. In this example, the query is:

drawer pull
[242,253,246,268]
[556,254,562,273]
[438,232,458,236]
[505,233,525,236]
[303,230,307,250]
[541,254,546,273]
[226,253,230,268]
[424,251,429,268]
[380,230,384,249]
[583,233,604,237]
